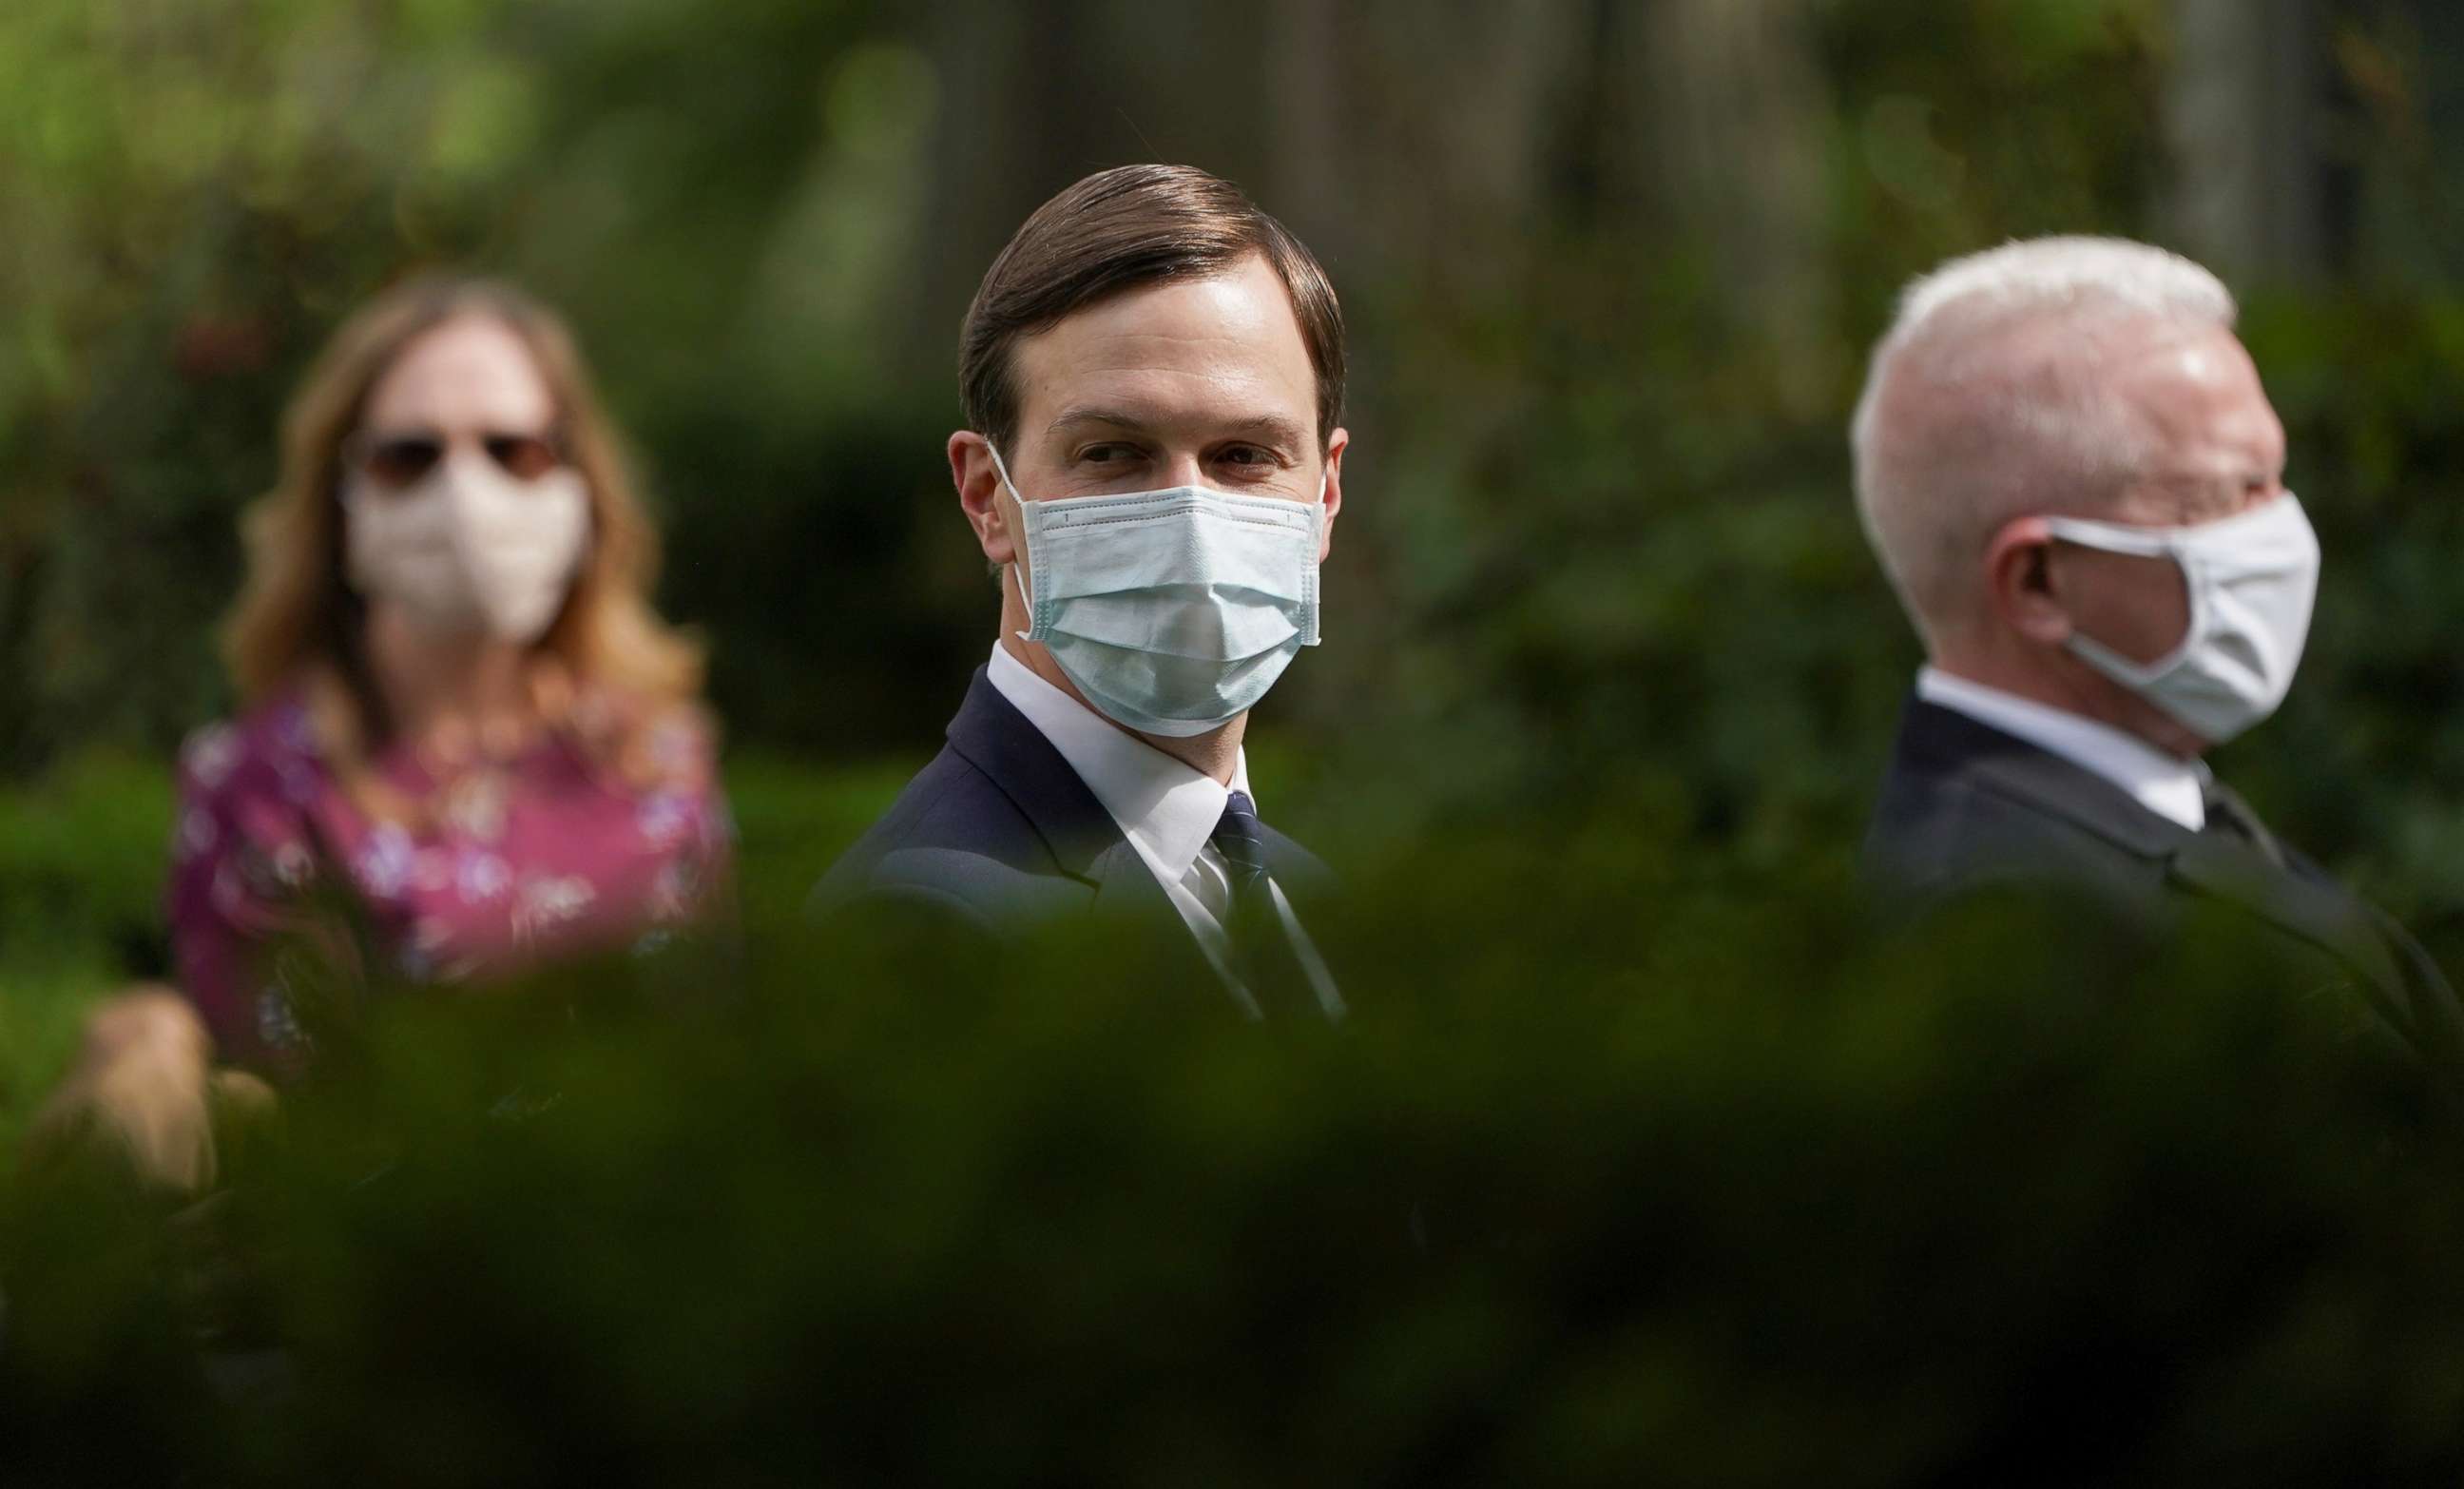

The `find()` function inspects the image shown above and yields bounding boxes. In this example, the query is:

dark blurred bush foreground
[10,861,2464,1487]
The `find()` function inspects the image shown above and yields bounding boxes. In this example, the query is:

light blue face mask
[988,443,1324,738]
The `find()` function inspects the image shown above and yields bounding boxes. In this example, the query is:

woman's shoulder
[175,691,330,811]
[566,685,721,799]
[167,691,340,905]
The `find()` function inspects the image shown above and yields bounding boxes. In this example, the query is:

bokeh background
[20,3,2464,1478]
[15,0,2464,1125]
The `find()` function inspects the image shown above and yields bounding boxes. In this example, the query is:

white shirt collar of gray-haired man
[1852,236,2461,1073]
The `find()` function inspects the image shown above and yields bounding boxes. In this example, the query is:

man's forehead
[2106,329,2283,500]
[2111,326,2271,423]
[1915,315,2262,433]
[1011,259,1315,434]
[2102,317,2247,376]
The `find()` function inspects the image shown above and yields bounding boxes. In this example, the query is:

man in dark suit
[1851,236,2462,1068]
[817,164,1345,1020]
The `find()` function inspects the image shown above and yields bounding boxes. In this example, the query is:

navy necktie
[1209,790,1314,1018]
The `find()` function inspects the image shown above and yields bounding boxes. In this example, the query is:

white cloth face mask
[989,443,1323,738]
[2043,492,2320,744]
[343,451,592,645]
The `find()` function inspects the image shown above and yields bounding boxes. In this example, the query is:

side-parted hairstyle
[1850,236,2238,647]
[224,277,703,810]
[959,164,1346,454]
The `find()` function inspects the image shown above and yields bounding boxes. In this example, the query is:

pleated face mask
[990,442,1323,738]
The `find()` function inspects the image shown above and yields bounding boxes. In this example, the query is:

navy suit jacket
[1864,696,2464,1074]
[816,667,1334,979]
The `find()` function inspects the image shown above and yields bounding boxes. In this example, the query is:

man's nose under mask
[343,454,592,644]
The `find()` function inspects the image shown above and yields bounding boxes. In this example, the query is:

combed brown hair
[959,164,1345,453]
[223,277,704,811]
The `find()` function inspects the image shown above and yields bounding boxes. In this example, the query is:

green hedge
[9,872,2464,1484]
[0,752,177,1148]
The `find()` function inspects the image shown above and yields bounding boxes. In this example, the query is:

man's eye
[1079,444,1138,463]
[1219,446,1272,467]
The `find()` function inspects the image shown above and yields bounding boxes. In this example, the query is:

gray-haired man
[1853,236,2461,1069]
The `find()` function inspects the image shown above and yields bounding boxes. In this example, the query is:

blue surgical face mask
[988,442,1324,738]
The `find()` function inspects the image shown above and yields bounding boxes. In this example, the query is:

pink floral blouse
[164,694,732,1070]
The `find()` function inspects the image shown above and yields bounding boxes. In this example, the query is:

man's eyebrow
[1047,407,1311,447]
[1046,407,1151,435]
[1220,414,1311,448]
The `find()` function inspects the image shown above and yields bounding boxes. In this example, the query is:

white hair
[1849,236,2238,647]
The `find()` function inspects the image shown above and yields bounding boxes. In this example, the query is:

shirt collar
[1916,666,2209,833]
[986,642,1247,880]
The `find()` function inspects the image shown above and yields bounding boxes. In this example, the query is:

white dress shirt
[986,643,1342,1018]
[1917,666,2209,832]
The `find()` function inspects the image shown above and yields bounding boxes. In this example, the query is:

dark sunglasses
[342,428,568,489]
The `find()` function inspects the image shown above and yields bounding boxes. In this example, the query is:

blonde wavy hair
[224,278,705,811]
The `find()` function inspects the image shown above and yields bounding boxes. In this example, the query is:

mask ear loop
[2041,520,2204,686]
[983,439,1039,637]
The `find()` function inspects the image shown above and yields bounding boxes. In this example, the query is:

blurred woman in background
[35,279,731,1182]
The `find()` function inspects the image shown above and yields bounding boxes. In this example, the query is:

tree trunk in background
[1263,0,1343,264]
[904,0,1833,394]
[2166,0,2328,281]
[1626,0,1831,393]
[1261,0,1588,295]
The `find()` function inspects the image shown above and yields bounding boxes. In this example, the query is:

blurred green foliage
[11,872,2464,1483]
[0,0,958,767]
[10,0,2464,906]
[0,753,176,1146]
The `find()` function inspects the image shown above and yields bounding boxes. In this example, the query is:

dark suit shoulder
[866,846,1092,929]
[1867,763,2166,903]
[1862,697,2464,1095]
[1862,701,2179,921]
[814,745,1082,923]
[858,746,1055,866]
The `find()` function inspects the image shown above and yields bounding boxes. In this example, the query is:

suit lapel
[2163,832,2416,1036]
[1903,698,2418,1017]
[1260,824,1334,912]
[1086,838,1255,1009]
[2367,906,2464,1084]
[1900,701,2185,861]
[938,665,1338,1012]
[943,667,1128,882]
[1085,838,1178,922]
[1255,824,1345,1019]
[941,668,1216,981]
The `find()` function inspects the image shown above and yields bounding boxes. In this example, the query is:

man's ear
[950,431,1014,566]
[1316,426,1347,562]
[1985,514,2070,645]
